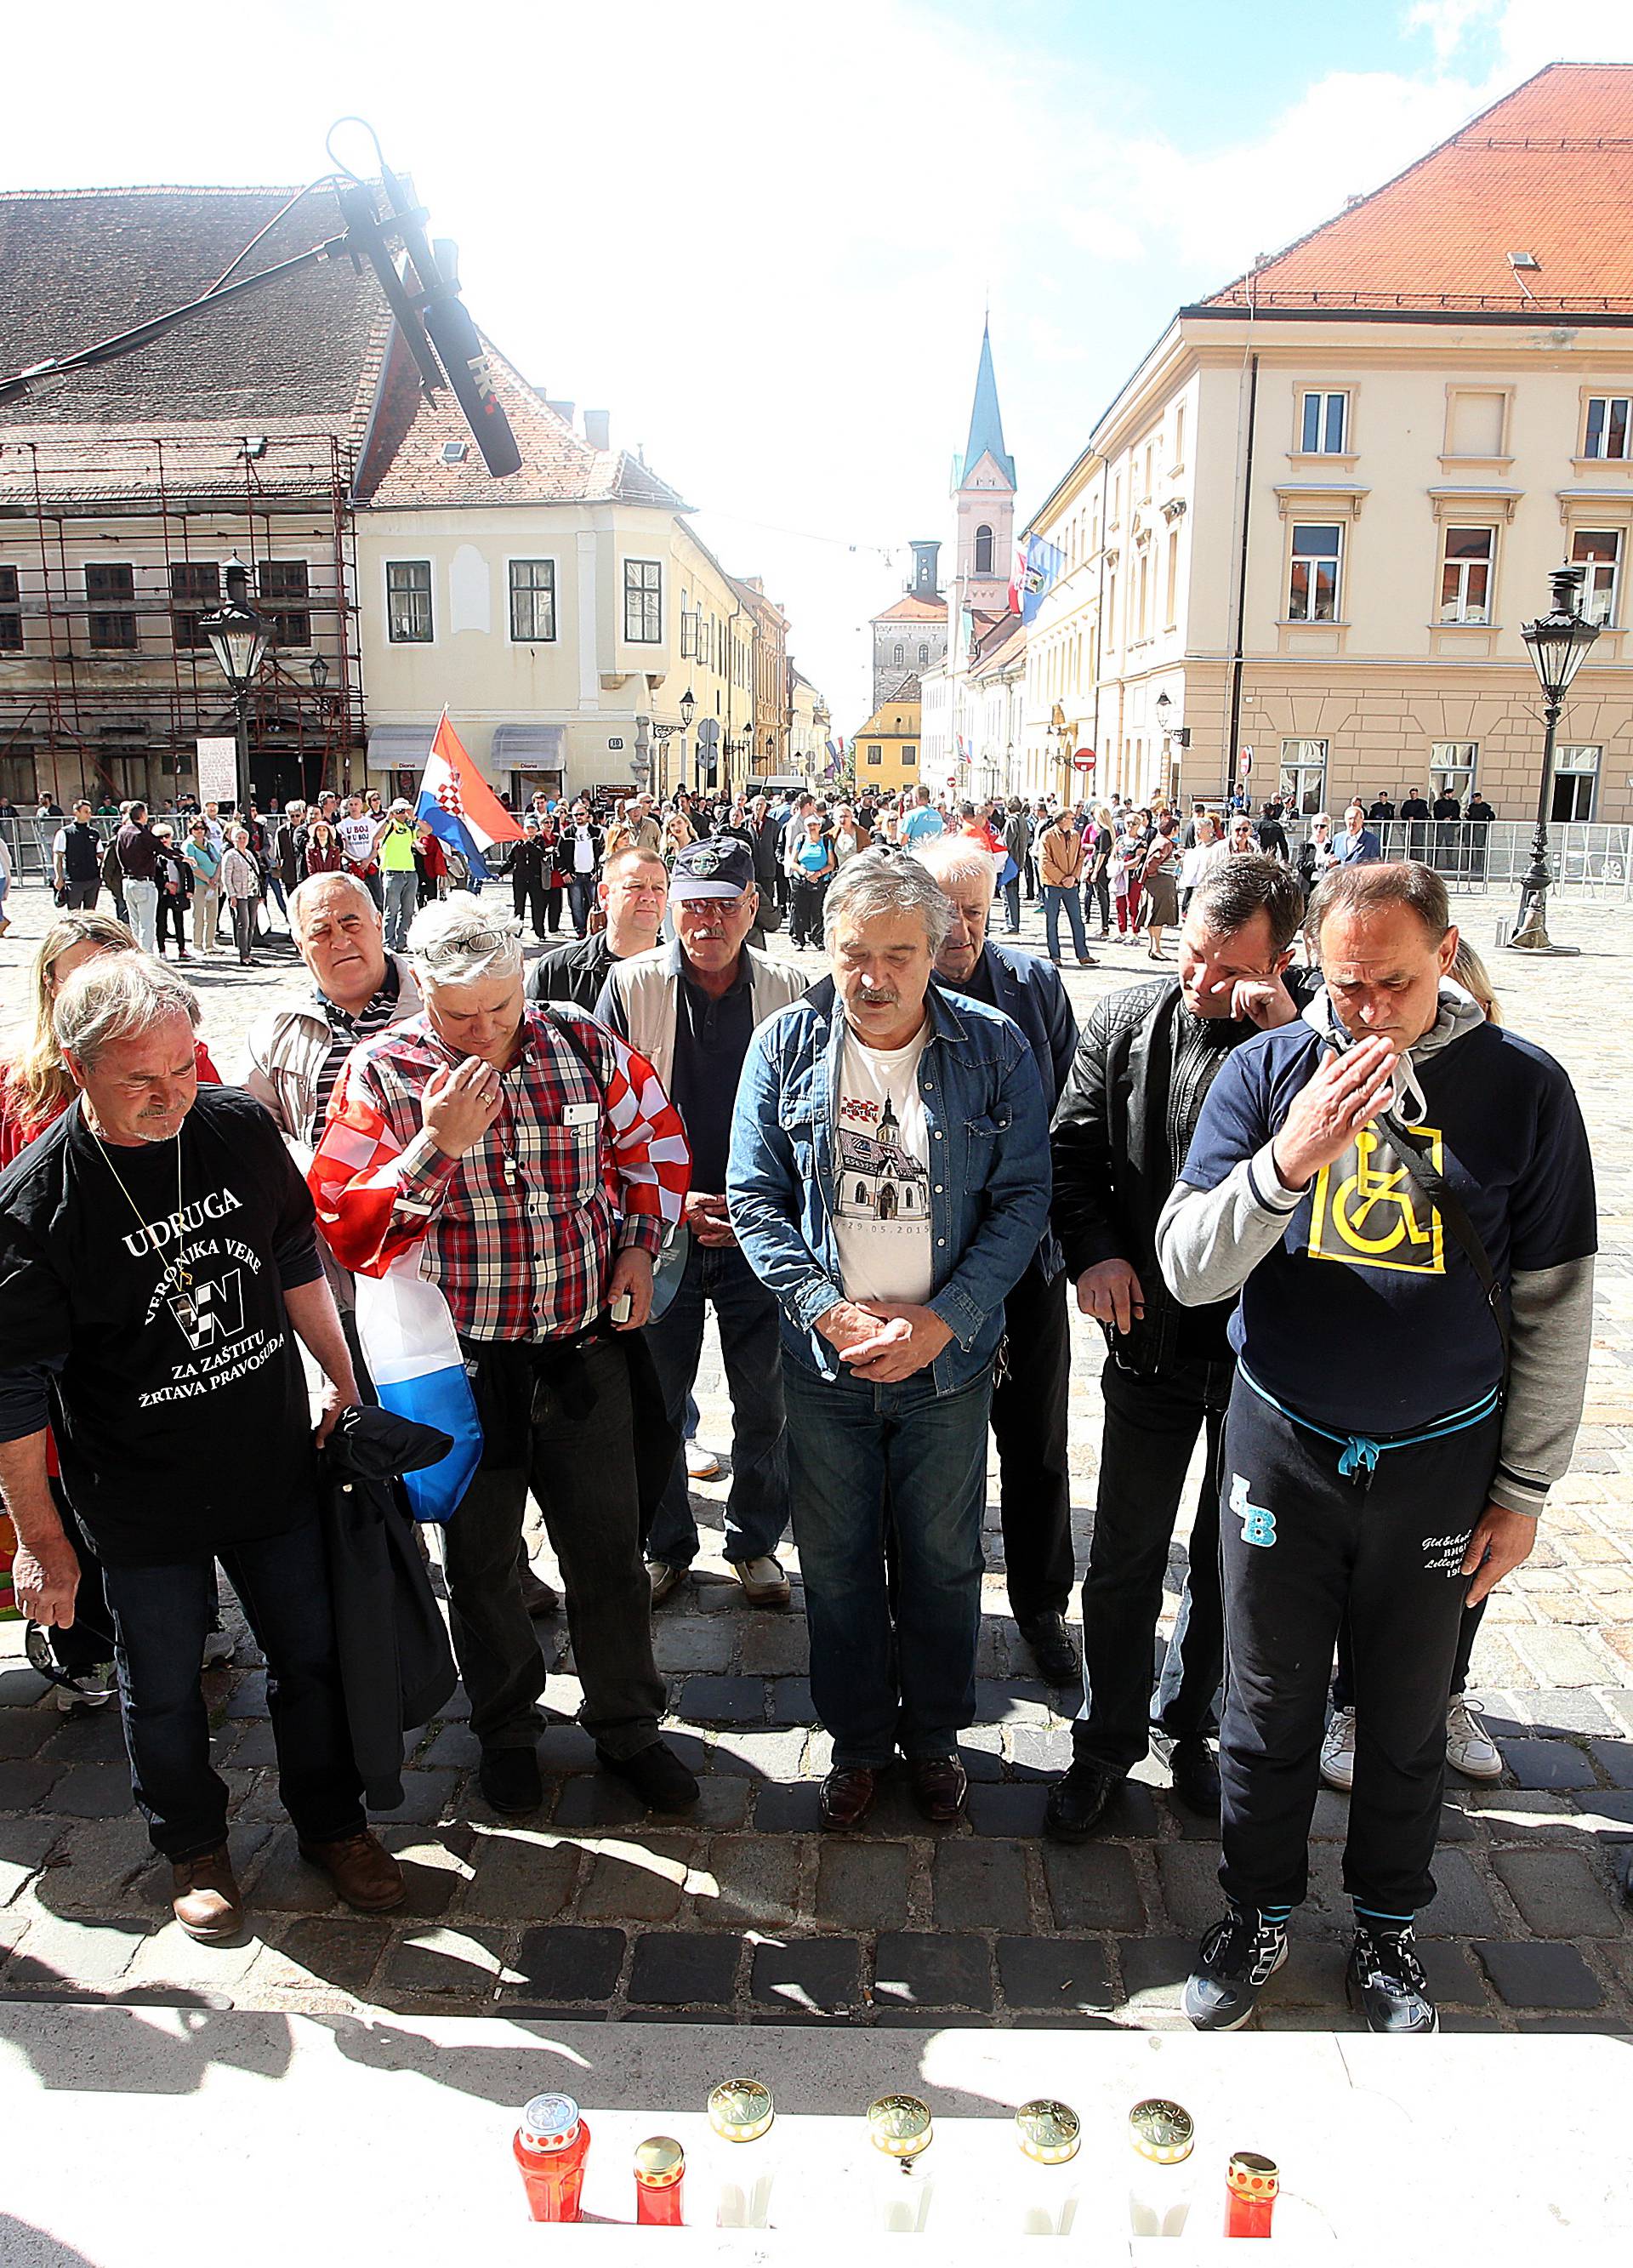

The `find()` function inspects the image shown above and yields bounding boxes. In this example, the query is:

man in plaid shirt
[310,899,697,1817]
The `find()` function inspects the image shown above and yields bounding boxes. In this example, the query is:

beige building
[788,668,831,778]
[355,337,760,807]
[1022,62,1633,824]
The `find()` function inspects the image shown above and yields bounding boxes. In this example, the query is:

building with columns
[1020,62,1633,823]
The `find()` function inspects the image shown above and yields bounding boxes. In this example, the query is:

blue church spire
[958,323,1015,489]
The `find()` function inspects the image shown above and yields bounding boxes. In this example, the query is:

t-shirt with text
[0,1088,324,1564]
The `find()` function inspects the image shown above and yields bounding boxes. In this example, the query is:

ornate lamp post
[1511,563,1599,954]
[198,557,270,814]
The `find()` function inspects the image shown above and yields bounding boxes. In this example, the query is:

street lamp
[680,685,698,795]
[1512,563,1600,953]
[198,556,270,814]
[308,654,330,692]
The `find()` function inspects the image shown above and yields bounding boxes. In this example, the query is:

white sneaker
[731,1556,792,1610]
[1320,1704,1357,1792]
[646,1559,689,1606]
[201,1629,235,1670]
[55,1663,116,1715]
[684,1440,721,1480]
[1445,1695,1502,1781]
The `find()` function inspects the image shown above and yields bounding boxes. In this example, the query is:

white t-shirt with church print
[833,1023,934,1304]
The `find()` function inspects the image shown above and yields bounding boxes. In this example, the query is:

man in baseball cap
[595,834,810,1607]
[376,799,420,951]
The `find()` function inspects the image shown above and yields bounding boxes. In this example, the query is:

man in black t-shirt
[1158,861,1595,2037]
[0,955,405,1944]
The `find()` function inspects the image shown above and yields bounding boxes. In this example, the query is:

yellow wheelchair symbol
[1309,1125,1445,1276]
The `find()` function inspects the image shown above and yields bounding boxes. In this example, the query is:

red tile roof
[872,592,947,624]
[1203,63,1633,315]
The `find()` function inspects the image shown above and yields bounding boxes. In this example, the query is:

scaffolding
[0,428,364,807]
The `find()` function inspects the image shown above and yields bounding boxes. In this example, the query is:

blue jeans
[645,1243,788,1566]
[100,1510,365,1862]
[1041,884,1087,961]
[567,874,596,935]
[782,1357,990,1768]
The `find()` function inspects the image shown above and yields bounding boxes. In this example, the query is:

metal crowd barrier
[1279,817,1633,902]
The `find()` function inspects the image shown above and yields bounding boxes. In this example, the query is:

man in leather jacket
[1044,858,1307,1841]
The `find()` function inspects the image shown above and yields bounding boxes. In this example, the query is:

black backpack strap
[1379,1109,1510,1385]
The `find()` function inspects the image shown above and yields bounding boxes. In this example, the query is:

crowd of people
[0,761,1594,2042]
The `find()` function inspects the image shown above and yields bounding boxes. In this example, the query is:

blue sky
[5,0,1629,728]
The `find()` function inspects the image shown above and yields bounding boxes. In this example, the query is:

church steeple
[957,323,1015,490]
[952,323,1016,608]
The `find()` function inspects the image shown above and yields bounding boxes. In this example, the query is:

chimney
[546,400,577,429]
[909,539,942,597]
[583,408,611,452]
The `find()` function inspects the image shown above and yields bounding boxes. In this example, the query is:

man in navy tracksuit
[921,835,1079,1688]
[1158,860,1595,2034]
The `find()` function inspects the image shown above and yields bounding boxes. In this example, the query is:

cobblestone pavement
[0,876,1630,2032]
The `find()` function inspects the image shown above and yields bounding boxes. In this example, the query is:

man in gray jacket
[1157,859,1595,2037]
[595,836,808,1608]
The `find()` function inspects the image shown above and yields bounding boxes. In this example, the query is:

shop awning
[492,724,566,767]
[365,725,438,772]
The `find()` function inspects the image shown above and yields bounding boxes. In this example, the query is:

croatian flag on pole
[351,1256,483,1524]
[414,711,523,891]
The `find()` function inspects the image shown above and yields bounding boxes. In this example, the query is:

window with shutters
[170,561,220,649]
[259,558,310,648]
[85,563,138,651]
[0,566,20,652]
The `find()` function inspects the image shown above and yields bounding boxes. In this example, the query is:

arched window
[894,642,904,663]
[975,523,994,576]
[919,643,929,664]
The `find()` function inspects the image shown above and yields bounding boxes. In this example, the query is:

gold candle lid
[1227,2151,1279,2201]
[1129,2098,1194,2164]
[867,2094,933,2160]
[1016,2099,1081,2165]
[634,2135,686,2188]
[708,2077,775,2143]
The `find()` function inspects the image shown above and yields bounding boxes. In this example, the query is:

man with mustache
[729,850,1050,1830]
[595,837,808,1607]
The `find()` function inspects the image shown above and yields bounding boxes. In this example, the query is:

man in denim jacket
[728,851,1049,1831]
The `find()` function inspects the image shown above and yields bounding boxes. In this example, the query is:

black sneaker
[1182,1903,1289,2032]
[1043,1758,1122,1843]
[479,1745,543,1815]
[1346,1923,1437,2034]
[596,1738,700,1814]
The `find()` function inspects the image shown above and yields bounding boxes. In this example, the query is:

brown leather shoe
[299,1829,407,1913]
[172,1845,244,1943]
[908,1753,969,1825]
[818,1765,878,1832]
